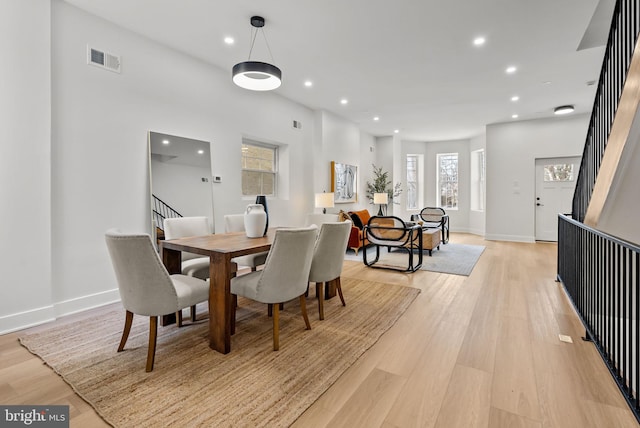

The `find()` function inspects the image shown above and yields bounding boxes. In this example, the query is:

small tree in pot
[365,164,402,215]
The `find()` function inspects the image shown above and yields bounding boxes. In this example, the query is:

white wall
[486,115,588,242]
[0,0,318,332]
[0,0,53,332]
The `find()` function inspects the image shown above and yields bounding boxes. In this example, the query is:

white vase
[244,204,267,238]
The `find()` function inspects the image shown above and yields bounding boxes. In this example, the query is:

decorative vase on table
[244,204,267,238]
[255,195,268,236]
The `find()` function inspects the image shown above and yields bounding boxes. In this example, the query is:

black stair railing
[152,194,182,231]
[558,214,640,421]
[573,0,640,222]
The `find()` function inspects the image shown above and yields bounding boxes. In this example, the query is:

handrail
[572,0,639,222]
[152,194,182,231]
[558,214,640,421]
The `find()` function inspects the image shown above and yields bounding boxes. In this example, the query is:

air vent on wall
[292,120,302,130]
[87,45,121,73]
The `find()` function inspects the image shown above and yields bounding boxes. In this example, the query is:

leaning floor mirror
[148,131,214,246]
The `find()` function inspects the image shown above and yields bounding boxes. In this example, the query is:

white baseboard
[0,305,56,335]
[0,289,120,335]
[484,233,536,243]
[54,288,120,318]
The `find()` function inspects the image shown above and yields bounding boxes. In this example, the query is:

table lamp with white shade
[373,192,388,215]
[315,192,335,214]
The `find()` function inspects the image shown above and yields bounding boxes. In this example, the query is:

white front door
[535,157,580,241]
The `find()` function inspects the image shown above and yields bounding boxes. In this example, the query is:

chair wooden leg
[191,305,197,322]
[299,295,311,330]
[272,303,280,351]
[316,282,325,320]
[176,310,183,327]
[118,310,134,352]
[336,277,346,307]
[268,303,273,317]
[146,316,158,372]
[231,294,237,335]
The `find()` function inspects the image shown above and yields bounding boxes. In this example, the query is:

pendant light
[232,16,282,91]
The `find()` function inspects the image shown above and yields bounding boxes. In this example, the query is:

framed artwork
[331,161,357,203]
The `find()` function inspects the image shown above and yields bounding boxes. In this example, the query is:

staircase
[152,195,182,244]
[558,0,640,422]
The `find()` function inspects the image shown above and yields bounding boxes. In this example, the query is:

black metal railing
[152,195,182,231]
[573,0,640,222]
[558,214,640,421]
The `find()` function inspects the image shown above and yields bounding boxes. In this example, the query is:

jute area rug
[19,278,419,427]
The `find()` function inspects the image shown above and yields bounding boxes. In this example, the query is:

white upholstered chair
[224,214,269,271]
[105,229,209,372]
[230,225,318,351]
[308,221,352,320]
[163,216,211,280]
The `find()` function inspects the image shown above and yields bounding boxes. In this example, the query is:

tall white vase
[244,204,267,238]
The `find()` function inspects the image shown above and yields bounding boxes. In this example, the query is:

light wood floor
[1,234,638,427]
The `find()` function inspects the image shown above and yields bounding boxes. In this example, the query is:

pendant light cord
[247,26,276,63]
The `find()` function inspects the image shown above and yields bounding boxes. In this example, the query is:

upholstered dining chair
[224,214,269,271]
[163,216,211,280]
[230,225,318,351]
[105,229,209,372]
[308,221,352,320]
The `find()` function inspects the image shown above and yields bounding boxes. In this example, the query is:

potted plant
[365,164,402,215]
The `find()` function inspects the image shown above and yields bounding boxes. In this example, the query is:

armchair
[415,207,449,244]
[346,209,373,255]
[363,216,423,272]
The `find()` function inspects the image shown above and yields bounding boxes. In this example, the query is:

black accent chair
[415,207,449,244]
[363,216,423,272]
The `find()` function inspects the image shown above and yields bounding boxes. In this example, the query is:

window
[406,155,418,210]
[241,140,277,196]
[544,163,575,181]
[471,149,485,211]
[437,153,458,209]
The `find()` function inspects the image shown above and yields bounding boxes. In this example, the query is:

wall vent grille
[87,45,121,73]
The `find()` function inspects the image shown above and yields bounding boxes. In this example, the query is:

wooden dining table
[160,229,275,354]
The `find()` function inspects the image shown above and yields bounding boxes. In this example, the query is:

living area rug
[18,278,419,428]
[345,243,486,276]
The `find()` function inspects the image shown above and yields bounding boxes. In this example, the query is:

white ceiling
[64,0,612,141]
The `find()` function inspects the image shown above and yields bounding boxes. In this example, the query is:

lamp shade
[315,192,335,209]
[232,61,282,91]
[373,193,389,205]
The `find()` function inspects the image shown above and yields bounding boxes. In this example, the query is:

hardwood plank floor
[1,234,637,427]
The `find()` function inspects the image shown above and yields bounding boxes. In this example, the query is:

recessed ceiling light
[162,140,170,145]
[340,98,348,105]
[224,36,234,45]
[394,129,399,134]
[304,80,313,87]
[373,116,380,121]
[511,114,519,119]
[473,37,486,46]
[511,95,519,102]
[197,149,204,154]
[506,66,517,74]
[554,105,575,115]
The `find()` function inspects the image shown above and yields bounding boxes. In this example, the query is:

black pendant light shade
[232,16,282,91]
[232,61,282,91]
